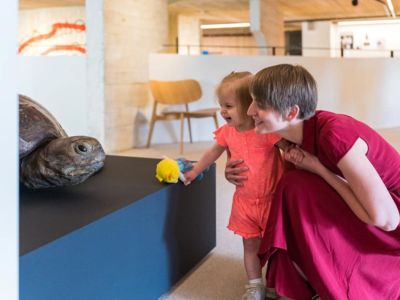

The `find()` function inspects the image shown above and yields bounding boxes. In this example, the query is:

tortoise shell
[19,95,105,189]
[19,94,67,159]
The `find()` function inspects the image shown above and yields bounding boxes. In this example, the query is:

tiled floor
[115,127,399,300]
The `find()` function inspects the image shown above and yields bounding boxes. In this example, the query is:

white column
[178,15,200,55]
[86,0,106,146]
[249,0,267,55]
[302,21,334,57]
[0,1,18,299]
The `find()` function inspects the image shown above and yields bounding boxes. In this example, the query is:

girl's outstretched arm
[184,143,225,184]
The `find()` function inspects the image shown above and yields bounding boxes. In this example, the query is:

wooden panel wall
[201,34,258,55]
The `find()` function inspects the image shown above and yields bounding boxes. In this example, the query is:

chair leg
[213,114,219,129]
[187,116,193,144]
[180,113,184,154]
[146,103,158,148]
[146,118,156,148]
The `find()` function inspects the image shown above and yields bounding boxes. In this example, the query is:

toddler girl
[184,71,284,300]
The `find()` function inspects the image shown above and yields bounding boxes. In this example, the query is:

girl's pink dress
[259,111,400,300]
[215,125,284,238]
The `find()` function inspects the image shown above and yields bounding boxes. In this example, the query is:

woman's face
[247,99,287,134]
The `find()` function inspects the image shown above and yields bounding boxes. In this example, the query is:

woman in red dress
[226,64,400,299]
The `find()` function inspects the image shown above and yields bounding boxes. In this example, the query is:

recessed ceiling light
[200,22,250,29]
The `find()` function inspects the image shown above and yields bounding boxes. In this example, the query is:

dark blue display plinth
[20,155,216,300]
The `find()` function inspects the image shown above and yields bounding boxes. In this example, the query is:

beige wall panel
[105,83,148,109]
[103,0,168,151]
[130,83,149,108]
[105,125,135,152]
[105,105,137,129]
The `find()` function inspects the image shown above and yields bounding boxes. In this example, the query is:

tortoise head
[43,136,105,180]
[21,136,105,189]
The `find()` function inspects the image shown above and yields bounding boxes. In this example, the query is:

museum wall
[17,3,400,152]
[103,0,168,152]
[334,20,400,57]
[144,53,400,146]
[302,21,335,57]
[18,1,169,152]
[17,56,87,136]
[302,20,400,58]
[18,6,88,136]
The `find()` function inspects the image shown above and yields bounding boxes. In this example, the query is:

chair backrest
[149,79,202,105]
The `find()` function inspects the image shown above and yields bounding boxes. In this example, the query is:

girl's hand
[283,146,324,175]
[225,159,248,186]
[183,170,197,186]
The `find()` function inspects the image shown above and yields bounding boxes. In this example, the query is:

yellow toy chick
[155,158,181,183]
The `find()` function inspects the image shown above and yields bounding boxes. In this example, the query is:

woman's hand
[283,146,325,175]
[225,159,249,186]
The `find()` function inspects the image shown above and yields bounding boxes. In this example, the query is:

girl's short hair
[216,71,253,118]
[250,64,317,119]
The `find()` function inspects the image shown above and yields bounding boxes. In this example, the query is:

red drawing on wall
[19,22,86,55]
[41,44,86,55]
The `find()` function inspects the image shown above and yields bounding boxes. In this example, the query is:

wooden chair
[146,79,219,153]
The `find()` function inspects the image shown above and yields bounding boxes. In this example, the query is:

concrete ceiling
[19,0,400,22]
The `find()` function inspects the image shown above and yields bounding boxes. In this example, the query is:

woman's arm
[184,142,225,184]
[285,139,399,231]
[224,140,290,186]
[336,138,399,231]
[224,158,249,186]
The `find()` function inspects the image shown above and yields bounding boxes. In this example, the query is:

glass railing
[160,44,400,58]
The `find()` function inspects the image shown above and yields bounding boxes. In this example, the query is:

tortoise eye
[78,144,87,152]
[75,143,90,154]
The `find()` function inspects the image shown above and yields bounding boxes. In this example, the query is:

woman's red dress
[260,111,400,300]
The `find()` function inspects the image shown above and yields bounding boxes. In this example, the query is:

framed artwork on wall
[340,32,354,49]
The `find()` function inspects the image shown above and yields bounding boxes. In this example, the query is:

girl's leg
[242,237,266,300]
[243,236,262,279]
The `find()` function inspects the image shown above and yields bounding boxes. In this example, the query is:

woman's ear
[285,105,300,121]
